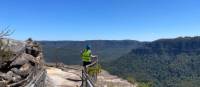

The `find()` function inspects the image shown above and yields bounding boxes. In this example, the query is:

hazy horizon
[21,35,198,42]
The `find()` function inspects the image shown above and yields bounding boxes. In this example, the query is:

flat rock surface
[46,66,137,87]
[46,67,82,87]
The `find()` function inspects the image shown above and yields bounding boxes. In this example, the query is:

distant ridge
[105,36,200,87]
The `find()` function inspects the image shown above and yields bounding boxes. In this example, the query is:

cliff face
[46,65,137,87]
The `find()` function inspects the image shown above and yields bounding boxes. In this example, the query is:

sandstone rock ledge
[45,66,137,87]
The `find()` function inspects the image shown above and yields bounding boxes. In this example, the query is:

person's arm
[89,50,97,58]
[91,53,97,58]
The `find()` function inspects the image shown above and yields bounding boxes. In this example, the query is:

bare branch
[0,26,14,38]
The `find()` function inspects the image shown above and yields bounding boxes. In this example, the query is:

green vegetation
[0,29,14,62]
[0,39,13,62]
[0,50,13,61]
[105,37,200,87]
[138,82,153,87]
[87,64,101,76]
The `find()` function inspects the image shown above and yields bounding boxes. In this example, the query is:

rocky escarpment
[0,38,45,87]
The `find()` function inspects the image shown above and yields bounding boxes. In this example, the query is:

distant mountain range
[105,37,200,87]
[39,40,142,64]
[39,36,200,87]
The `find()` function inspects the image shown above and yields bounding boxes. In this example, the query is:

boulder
[10,53,36,67]
[1,71,14,82]
[11,63,32,77]
[12,74,22,83]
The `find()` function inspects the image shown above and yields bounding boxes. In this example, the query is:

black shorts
[83,61,91,66]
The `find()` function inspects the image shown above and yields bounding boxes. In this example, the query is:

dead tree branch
[0,26,14,38]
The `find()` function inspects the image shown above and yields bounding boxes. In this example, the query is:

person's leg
[83,61,92,66]
[85,62,91,66]
[88,62,91,65]
[83,61,87,71]
[83,61,88,66]
[83,61,92,71]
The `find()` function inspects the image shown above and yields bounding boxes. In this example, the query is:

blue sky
[0,0,200,41]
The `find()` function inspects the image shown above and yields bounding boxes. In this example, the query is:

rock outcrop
[0,38,45,87]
